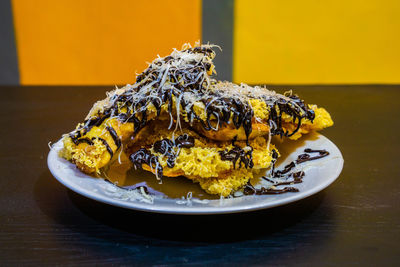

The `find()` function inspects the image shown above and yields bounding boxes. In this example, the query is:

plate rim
[47,134,344,215]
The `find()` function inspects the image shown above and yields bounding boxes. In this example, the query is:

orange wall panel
[12,0,201,85]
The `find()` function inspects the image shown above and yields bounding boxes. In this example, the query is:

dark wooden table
[1,85,399,266]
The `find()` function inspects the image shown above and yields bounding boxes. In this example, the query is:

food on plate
[59,43,333,197]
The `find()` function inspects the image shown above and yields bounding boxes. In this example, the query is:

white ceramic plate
[48,134,343,214]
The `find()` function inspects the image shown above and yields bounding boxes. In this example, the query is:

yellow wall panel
[12,0,201,85]
[234,0,400,84]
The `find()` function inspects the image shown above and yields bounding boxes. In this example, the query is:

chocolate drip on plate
[243,182,299,195]
[243,148,329,196]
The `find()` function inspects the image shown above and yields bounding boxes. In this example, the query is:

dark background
[0,0,19,84]
[1,85,399,265]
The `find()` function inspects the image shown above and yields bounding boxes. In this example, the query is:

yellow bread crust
[135,123,278,196]
[60,118,133,173]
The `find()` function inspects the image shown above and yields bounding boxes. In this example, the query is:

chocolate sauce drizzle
[219,146,254,169]
[130,134,195,180]
[243,183,300,195]
[97,137,114,158]
[106,126,121,149]
[129,148,163,179]
[297,148,330,163]
[243,148,330,196]
[152,134,195,168]
[72,137,114,157]
[268,95,315,138]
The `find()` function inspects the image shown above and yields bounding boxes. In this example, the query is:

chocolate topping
[243,148,330,196]
[297,148,330,163]
[71,137,113,157]
[129,148,163,179]
[219,146,254,169]
[243,182,299,195]
[106,126,121,149]
[174,134,195,148]
[97,137,114,158]
[130,134,195,180]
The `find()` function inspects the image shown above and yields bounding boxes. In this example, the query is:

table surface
[1,85,399,266]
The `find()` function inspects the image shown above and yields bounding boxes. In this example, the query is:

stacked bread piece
[60,44,333,196]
